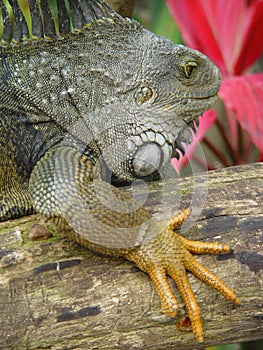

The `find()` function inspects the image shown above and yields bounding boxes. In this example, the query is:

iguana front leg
[29,147,239,342]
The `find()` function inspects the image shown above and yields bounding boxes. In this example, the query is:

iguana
[0,0,239,342]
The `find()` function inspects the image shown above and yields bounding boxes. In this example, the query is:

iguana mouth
[179,94,218,115]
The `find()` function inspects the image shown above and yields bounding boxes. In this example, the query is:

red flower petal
[215,0,246,75]
[166,0,225,74]
[234,0,263,74]
[219,74,263,155]
[166,0,263,75]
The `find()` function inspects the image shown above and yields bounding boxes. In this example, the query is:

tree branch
[0,163,263,349]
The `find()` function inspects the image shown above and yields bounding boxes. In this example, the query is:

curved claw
[124,209,239,342]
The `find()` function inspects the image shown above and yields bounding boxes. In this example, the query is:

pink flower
[167,0,263,170]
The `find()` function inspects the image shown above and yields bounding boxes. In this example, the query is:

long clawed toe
[168,266,204,342]
[149,268,178,316]
[148,261,204,342]
[126,209,239,342]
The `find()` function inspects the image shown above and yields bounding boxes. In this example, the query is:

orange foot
[125,209,240,343]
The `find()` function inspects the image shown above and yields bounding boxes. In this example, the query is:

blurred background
[133,0,263,176]
[132,1,263,349]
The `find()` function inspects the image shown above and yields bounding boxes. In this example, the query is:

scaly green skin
[0,0,239,342]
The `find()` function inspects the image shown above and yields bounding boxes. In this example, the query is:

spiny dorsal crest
[0,0,141,45]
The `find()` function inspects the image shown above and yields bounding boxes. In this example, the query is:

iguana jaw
[128,93,218,177]
[129,126,192,177]
[130,129,192,177]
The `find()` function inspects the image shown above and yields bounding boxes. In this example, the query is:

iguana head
[126,40,221,180]
[87,18,222,183]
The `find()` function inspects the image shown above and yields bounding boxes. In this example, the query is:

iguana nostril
[132,143,163,177]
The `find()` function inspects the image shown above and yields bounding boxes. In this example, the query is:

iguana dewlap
[0,0,239,342]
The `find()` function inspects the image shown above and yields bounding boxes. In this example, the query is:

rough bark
[0,163,263,350]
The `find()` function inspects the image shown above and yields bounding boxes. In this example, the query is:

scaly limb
[125,209,240,343]
[31,148,238,342]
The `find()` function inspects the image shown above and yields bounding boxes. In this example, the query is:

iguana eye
[135,86,153,105]
[184,61,198,78]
